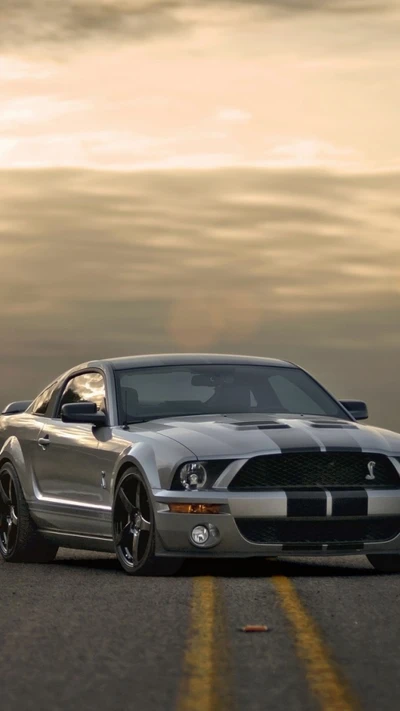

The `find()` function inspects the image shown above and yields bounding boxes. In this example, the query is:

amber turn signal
[169,503,221,514]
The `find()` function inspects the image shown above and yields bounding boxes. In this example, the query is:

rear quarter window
[30,381,59,417]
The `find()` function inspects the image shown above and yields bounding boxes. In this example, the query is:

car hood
[140,413,400,459]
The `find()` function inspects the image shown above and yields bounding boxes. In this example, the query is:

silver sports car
[1,353,400,575]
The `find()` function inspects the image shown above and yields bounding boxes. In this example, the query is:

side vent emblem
[366,461,376,480]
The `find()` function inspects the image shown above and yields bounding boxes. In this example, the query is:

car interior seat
[205,383,252,412]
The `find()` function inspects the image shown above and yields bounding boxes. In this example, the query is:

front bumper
[153,488,400,557]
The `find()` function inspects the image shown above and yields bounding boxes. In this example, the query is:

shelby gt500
[1,353,400,575]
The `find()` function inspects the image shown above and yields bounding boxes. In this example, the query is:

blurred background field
[1,167,399,429]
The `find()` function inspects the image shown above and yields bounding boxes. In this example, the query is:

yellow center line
[177,576,233,711]
[272,575,360,711]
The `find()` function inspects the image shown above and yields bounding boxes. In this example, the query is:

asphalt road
[1,551,400,711]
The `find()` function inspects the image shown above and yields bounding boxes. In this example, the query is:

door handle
[38,436,50,450]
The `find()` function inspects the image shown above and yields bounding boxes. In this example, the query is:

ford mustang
[1,353,400,575]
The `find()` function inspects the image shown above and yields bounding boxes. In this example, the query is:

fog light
[191,525,209,545]
[180,463,207,490]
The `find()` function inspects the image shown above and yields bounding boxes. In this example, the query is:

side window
[58,372,106,416]
[31,381,59,417]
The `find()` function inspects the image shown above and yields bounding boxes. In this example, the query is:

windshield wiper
[124,412,213,425]
[123,415,171,425]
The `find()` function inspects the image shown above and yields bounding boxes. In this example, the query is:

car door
[31,371,110,525]
[3,380,61,486]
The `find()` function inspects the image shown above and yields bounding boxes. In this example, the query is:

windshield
[114,364,348,423]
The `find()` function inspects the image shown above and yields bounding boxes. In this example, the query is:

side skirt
[39,529,115,553]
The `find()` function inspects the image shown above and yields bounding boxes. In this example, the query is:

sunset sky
[1,0,400,428]
[1,0,400,170]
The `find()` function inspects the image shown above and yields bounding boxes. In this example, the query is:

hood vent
[308,422,358,430]
[231,421,290,430]
[257,423,291,430]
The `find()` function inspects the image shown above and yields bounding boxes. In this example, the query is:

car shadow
[178,556,377,578]
[53,553,121,572]
[53,550,378,577]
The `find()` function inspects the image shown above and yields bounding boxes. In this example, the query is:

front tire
[0,462,58,563]
[366,554,400,573]
[113,468,181,576]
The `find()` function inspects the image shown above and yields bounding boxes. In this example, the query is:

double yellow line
[177,573,359,711]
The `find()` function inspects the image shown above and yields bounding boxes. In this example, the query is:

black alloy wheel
[0,468,18,557]
[0,462,58,563]
[113,468,181,576]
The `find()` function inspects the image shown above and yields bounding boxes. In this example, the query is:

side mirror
[61,402,107,427]
[2,400,32,415]
[339,399,368,421]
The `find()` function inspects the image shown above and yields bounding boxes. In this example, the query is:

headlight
[179,462,207,490]
[170,459,234,490]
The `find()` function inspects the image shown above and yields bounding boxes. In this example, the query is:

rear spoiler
[2,400,32,415]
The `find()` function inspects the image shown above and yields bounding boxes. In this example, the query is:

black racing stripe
[330,488,368,516]
[265,428,322,453]
[286,489,327,517]
[311,428,362,452]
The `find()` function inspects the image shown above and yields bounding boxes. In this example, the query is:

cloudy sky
[1,0,400,170]
[1,1,400,428]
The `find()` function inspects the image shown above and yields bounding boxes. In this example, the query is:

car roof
[86,353,296,371]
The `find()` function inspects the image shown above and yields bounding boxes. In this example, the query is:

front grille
[229,452,399,489]
[236,517,400,545]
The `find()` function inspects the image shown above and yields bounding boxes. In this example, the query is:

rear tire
[113,468,182,576]
[366,554,400,573]
[0,462,58,563]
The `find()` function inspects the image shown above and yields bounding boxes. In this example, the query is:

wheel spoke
[117,521,132,546]
[135,483,141,510]
[3,519,11,551]
[10,508,18,526]
[131,528,140,565]
[140,516,151,532]
[118,487,134,514]
[0,480,11,507]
